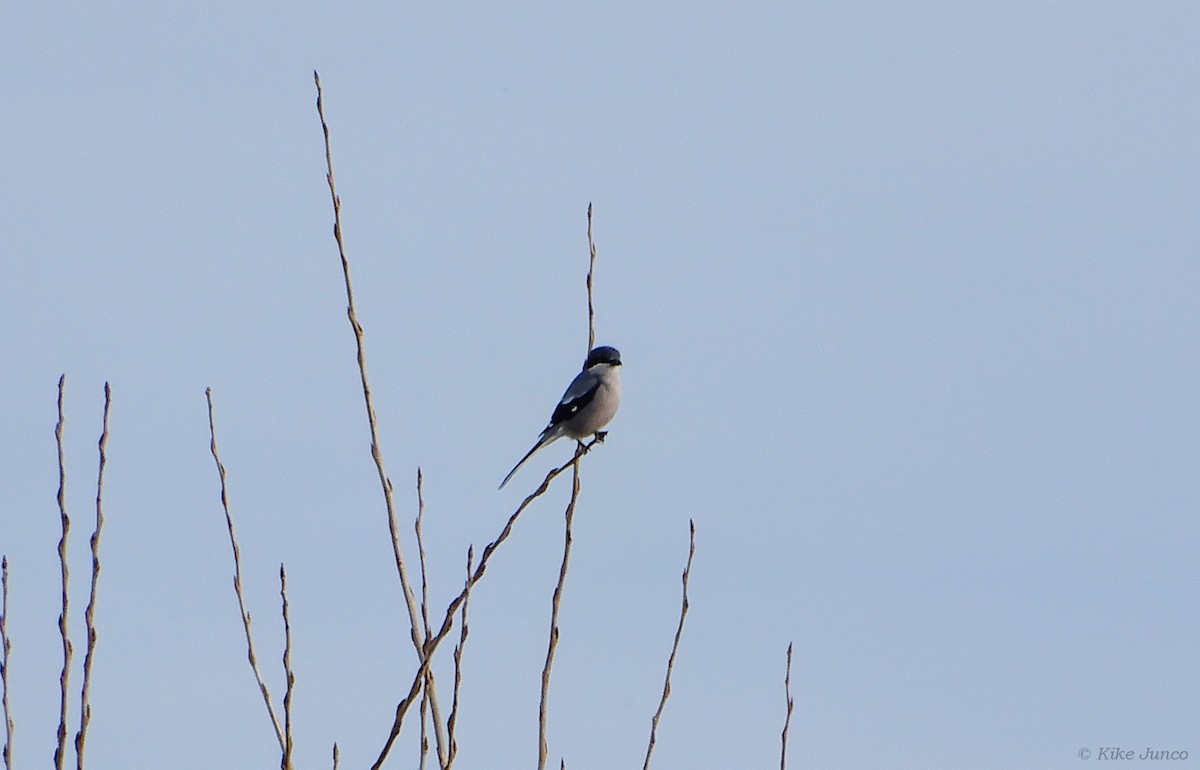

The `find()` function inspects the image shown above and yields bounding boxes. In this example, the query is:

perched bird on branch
[500,345,623,489]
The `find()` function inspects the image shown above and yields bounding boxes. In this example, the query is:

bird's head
[585,345,622,368]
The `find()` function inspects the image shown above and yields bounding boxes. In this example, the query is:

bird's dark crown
[585,345,621,368]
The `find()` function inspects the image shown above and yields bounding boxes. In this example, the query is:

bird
[499,345,623,489]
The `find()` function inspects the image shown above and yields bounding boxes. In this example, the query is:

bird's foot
[594,430,608,444]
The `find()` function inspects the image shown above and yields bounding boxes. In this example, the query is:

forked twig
[205,388,286,752]
[2,555,12,770]
[780,642,794,770]
[74,383,111,770]
[537,446,586,770]
[642,520,696,770]
[371,438,603,770]
[54,375,71,770]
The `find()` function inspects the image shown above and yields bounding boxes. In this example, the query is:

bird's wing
[501,368,601,490]
[547,369,601,427]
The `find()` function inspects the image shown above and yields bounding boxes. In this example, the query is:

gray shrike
[499,345,622,489]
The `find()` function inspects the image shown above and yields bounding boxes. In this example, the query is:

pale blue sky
[2,2,1197,769]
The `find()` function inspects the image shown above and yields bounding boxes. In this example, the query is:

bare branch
[74,382,111,770]
[281,565,295,770]
[206,388,286,752]
[585,203,597,352]
[642,520,696,770]
[54,374,71,770]
[414,469,449,766]
[415,468,432,647]
[312,71,425,657]
[370,438,603,770]
[780,642,794,770]
[538,446,586,770]
[444,547,473,770]
[418,681,430,770]
[2,555,13,770]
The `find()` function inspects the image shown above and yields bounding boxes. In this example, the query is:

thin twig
[418,681,429,770]
[281,565,295,770]
[422,649,449,764]
[2,556,12,770]
[313,70,424,655]
[642,520,696,770]
[74,383,111,770]
[414,470,448,767]
[415,469,432,649]
[536,203,598,766]
[537,204,598,768]
[780,642,794,770]
[423,634,448,763]
[585,204,597,352]
[371,438,602,770]
[54,374,71,770]
[538,446,585,770]
[444,547,473,770]
[417,479,430,770]
[314,71,453,763]
[206,388,286,752]
[332,743,339,770]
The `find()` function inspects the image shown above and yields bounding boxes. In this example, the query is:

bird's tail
[499,433,554,490]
